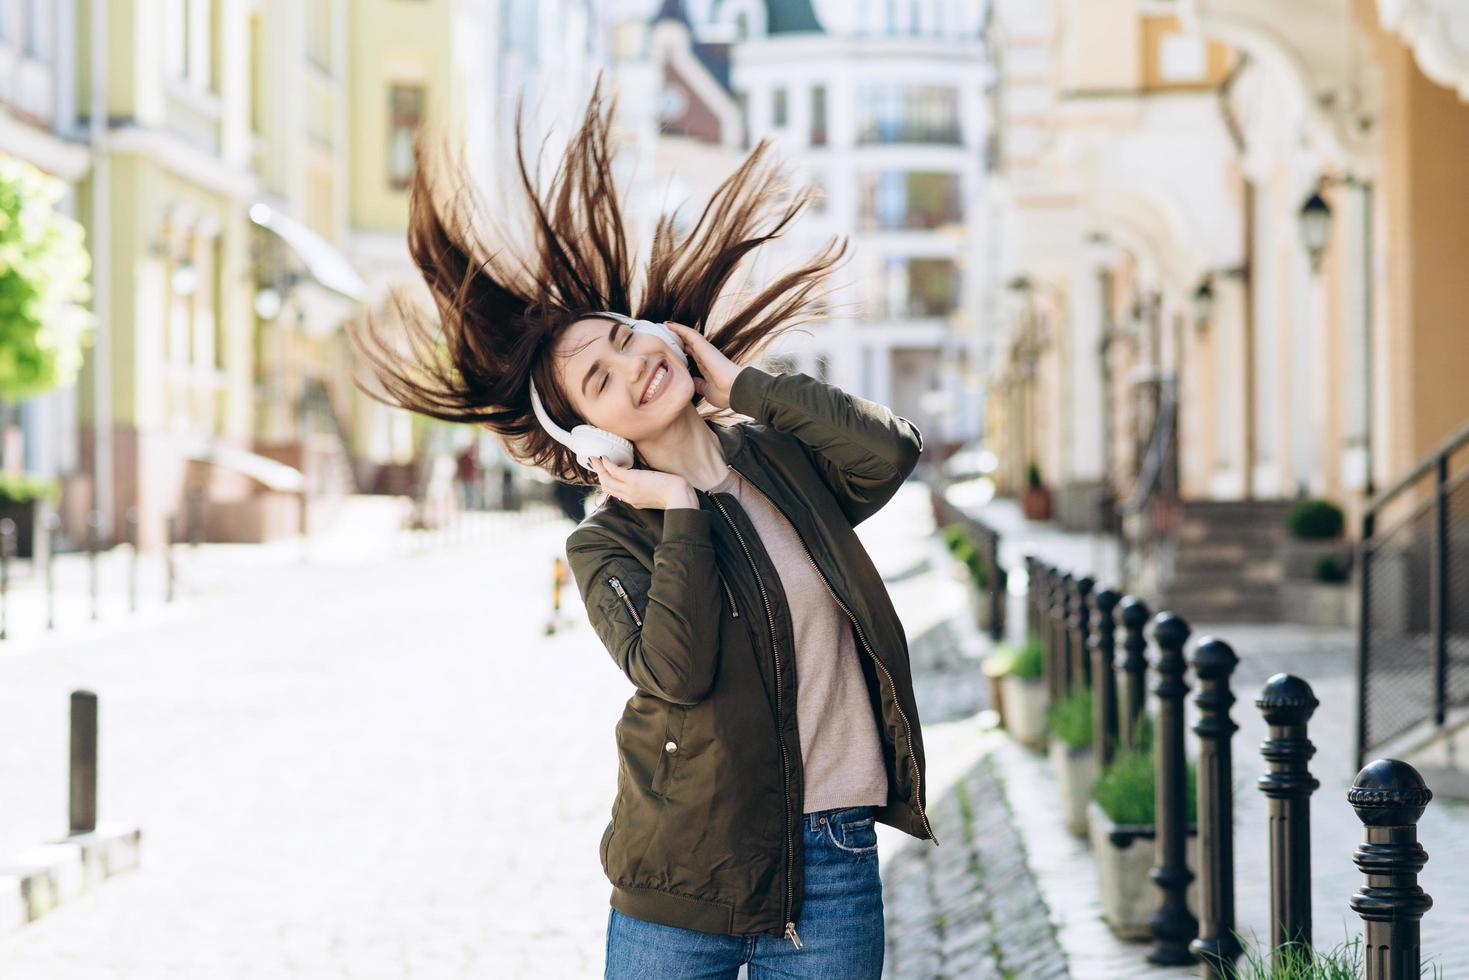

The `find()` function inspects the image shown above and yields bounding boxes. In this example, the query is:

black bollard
[1055,571,1074,696]
[125,506,139,614]
[1070,575,1094,691]
[1041,564,1060,699]
[1089,586,1120,768]
[1039,562,1062,702]
[1189,638,1242,978]
[1256,673,1319,957]
[1147,611,1197,965]
[44,511,58,631]
[0,517,12,641]
[70,690,98,835]
[87,510,102,622]
[1025,555,1040,646]
[1348,759,1433,980]
[1117,596,1151,750]
[986,528,1005,642]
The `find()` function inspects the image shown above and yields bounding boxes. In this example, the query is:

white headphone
[529,312,691,472]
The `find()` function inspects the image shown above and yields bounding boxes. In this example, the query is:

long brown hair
[347,77,846,486]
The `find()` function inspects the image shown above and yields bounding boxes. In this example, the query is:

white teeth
[642,364,667,404]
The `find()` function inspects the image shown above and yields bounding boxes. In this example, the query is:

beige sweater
[708,467,890,814]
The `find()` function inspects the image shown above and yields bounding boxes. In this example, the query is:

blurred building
[652,0,990,452]
[8,0,521,548]
[982,0,1469,621]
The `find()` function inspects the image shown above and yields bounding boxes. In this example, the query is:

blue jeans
[604,804,885,979]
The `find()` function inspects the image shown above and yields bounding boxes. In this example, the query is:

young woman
[349,82,938,979]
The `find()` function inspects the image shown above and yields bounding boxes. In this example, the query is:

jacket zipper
[607,576,642,627]
[719,575,740,618]
[729,468,939,846]
[705,490,801,951]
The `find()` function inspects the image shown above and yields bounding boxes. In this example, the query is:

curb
[0,823,142,935]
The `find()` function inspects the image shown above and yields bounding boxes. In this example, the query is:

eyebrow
[579,319,621,398]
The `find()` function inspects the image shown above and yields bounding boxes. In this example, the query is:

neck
[635,405,731,490]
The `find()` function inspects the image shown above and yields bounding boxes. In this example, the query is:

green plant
[1313,553,1349,583]
[1285,498,1344,540]
[1026,461,1043,489]
[1207,934,1444,979]
[942,522,988,588]
[0,472,58,504]
[1046,686,1093,749]
[1091,745,1197,826]
[1009,635,1045,680]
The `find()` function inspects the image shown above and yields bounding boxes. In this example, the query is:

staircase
[1158,500,1294,622]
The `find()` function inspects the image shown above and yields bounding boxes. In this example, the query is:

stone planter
[1049,738,1097,837]
[1087,801,1199,941]
[981,658,1009,728]
[1281,538,1346,581]
[1001,675,1048,749]
[1280,580,1356,628]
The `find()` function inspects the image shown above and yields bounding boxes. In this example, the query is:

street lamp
[1192,277,1216,332]
[170,259,198,297]
[1298,173,1376,495]
[1298,191,1332,272]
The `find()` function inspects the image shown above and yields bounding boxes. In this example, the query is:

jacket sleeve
[565,508,723,706]
[728,365,925,526]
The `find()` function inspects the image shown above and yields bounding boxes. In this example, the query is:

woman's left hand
[665,321,743,411]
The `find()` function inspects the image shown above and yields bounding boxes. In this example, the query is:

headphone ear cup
[570,424,634,471]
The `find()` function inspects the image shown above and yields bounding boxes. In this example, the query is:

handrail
[1363,416,1469,518]
[1356,411,1469,767]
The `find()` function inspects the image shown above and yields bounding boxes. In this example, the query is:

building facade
[980,0,1469,623]
[671,0,990,450]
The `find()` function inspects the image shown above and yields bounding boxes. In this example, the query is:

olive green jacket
[564,364,938,943]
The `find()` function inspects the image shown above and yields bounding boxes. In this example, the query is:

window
[773,88,788,128]
[859,171,962,230]
[856,84,960,144]
[874,257,960,318]
[907,258,960,316]
[387,84,425,191]
[810,85,827,146]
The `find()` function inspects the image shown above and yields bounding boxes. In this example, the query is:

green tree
[0,154,93,464]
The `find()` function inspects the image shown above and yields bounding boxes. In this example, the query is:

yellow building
[62,0,494,547]
[983,0,1469,621]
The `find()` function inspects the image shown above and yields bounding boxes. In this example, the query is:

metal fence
[1357,418,1469,767]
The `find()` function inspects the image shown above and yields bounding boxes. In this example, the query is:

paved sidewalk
[953,495,1469,978]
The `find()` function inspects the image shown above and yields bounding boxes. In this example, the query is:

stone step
[1169,565,1284,590]
[1180,500,1295,518]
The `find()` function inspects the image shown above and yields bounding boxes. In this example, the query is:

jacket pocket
[650,704,688,798]
[717,573,739,619]
[606,575,643,627]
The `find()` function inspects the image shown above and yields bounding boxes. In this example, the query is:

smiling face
[552,316,692,443]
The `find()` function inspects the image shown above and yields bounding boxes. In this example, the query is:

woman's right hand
[590,457,698,511]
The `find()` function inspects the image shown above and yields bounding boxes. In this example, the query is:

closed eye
[597,327,634,394]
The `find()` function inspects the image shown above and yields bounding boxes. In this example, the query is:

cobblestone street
[0,507,625,979]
